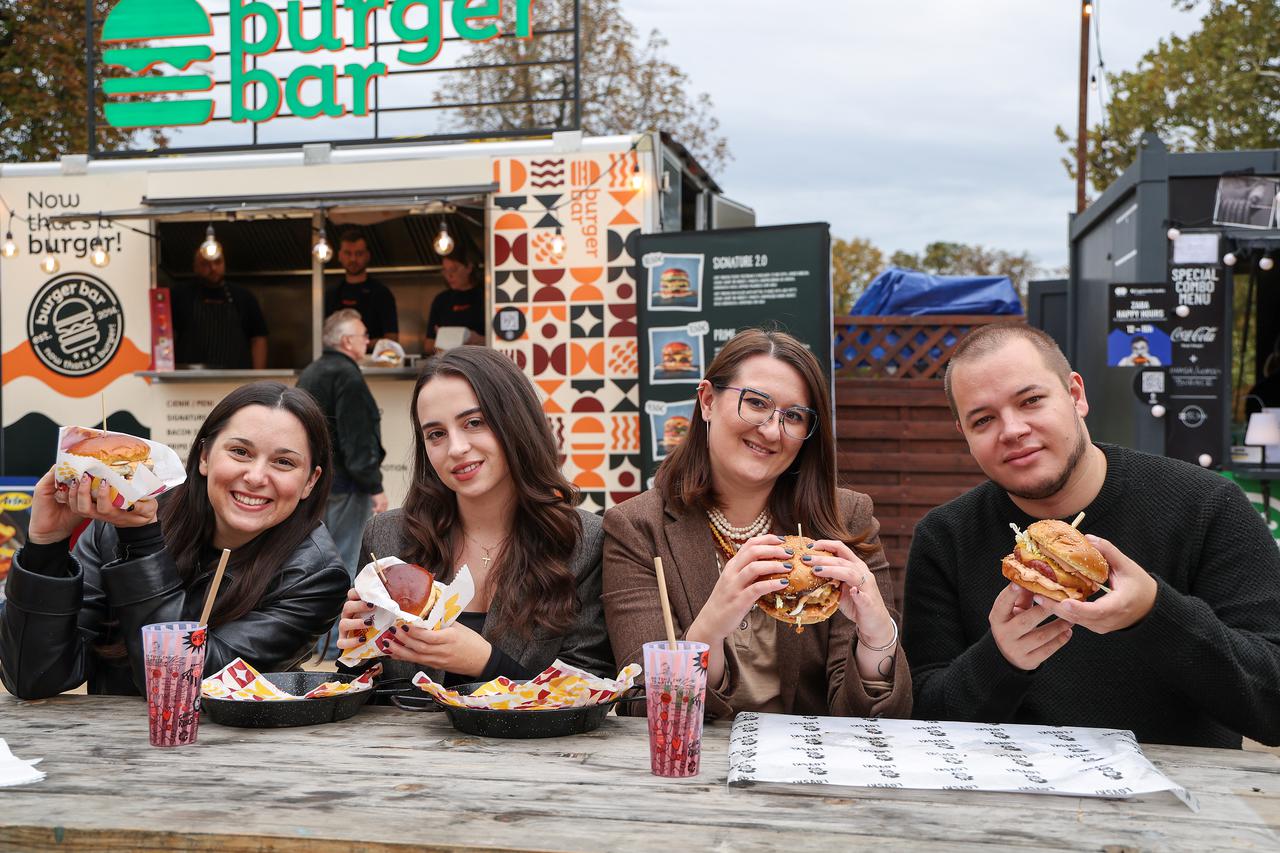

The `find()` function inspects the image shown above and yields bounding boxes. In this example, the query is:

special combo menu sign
[633,223,832,483]
[1108,265,1230,468]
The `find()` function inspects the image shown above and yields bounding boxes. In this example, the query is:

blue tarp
[850,267,1024,316]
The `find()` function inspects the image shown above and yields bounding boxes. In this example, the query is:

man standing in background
[298,309,388,658]
[324,228,399,348]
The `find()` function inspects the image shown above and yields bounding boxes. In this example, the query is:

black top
[427,286,485,338]
[0,519,348,698]
[170,281,268,369]
[902,443,1280,748]
[324,277,398,343]
[295,349,385,495]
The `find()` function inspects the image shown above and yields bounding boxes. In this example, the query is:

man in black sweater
[903,324,1280,748]
[297,309,387,657]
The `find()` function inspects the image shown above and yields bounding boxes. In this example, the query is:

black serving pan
[202,672,372,728]
[392,681,645,739]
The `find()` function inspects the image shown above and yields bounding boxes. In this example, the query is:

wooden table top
[1,694,1277,852]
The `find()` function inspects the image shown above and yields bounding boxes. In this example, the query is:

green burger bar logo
[101,0,537,128]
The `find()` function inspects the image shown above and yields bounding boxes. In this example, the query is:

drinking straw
[653,557,677,649]
[198,548,232,627]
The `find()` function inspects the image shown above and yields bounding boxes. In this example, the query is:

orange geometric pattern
[1,339,151,397]
[610,414,640,453]
[608,340,638,378]
[530,231,564,266]
[570,342,604,375]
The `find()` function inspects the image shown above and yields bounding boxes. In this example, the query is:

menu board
[634,224,832,483]
[1108,266,1230,468]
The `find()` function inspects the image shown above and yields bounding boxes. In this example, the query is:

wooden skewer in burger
[1002,519,1111,601]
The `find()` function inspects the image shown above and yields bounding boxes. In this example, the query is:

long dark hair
[402,347,580,639]
[657,328,859,546]
[160,382,333,626]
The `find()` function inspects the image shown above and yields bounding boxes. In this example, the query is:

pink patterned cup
[142,621,207,747]
[642,641,710,777]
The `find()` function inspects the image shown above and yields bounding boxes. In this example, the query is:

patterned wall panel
[490,151,643,510]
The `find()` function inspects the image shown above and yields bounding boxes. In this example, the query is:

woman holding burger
[335,346,614,689]
[604,329,911,719]
[0,382,350,698]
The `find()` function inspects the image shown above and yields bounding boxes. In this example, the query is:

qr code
[1141,372,1165,394]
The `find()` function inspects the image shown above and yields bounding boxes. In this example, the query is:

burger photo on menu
[650,401,695,460]
[1002,520,1111,601]
[757,535,842,633]
[54,426,187,509]
[649,327,704,384]
[647,254,702,311]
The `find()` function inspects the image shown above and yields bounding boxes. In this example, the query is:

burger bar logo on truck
[99,0,538,128]
[27,274,124,377]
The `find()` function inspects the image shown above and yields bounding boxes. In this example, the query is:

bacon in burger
[1002,520,1109,601]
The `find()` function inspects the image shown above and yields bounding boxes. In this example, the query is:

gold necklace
[463,530,509,570]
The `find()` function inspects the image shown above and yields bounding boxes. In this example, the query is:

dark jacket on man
[0,520,348,698]
[297,349,385,495]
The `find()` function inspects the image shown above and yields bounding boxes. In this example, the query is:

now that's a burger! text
[1002,520,1110,601]
[758,535,842,632]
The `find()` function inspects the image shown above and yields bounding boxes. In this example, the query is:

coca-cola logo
[1171,326,1218,343]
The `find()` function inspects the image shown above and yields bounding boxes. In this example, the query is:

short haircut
[943,323,1071,416]
[338,228,367,247]
[322,308,363,347]
[1131,336,1148,346]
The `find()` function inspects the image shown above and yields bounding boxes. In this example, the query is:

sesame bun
[756,535,842,629]
[1026,519,1110,585]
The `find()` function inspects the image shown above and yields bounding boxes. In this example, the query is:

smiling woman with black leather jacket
[0,382,349,699]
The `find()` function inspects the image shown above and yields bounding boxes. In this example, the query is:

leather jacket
[0,520,349,698]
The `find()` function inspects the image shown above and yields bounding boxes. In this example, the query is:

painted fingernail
[366,602,375,609]
[779,578,790,585]
[388,625,397,633]
[811,566,823,573]
[363,616,374,626]
[801,555,813,562]
[783,562,793,569]
[784,548,794,555]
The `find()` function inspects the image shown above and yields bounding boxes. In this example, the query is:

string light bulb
[629,162,644,192]
[1166,227,1181,241]
[433,220,454,256]
[1,232,16,259]
[1089,73,1098,92]
[1224,252,1238,267]
[312,228,333,263]
[39,252,60,274]
[1083,2,1093,15]
[1261,255,1276,272]
[89,241,110,268]
[550,227,566,258]
[199,224,222,261]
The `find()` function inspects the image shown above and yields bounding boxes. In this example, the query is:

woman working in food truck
[423,248,486,354]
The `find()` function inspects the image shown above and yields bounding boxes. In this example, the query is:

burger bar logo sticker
[27,273,124,376]
[99,0,539,129]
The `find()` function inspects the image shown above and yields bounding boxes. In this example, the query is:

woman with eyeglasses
[603,329,911,719]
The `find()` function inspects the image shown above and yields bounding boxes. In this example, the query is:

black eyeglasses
[712,384,818,440]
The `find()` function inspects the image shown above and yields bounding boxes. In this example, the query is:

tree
[1057,0,1280,197]
[889,241,1040,295]
[831,236,885,315]
[0,0,162,161]
[434,0,731,174]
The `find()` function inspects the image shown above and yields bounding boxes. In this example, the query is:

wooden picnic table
[0,694,1277,851]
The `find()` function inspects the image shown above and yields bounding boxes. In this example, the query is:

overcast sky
[625,0,1202,271]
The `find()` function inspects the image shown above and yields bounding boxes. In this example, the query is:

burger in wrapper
[53,426,186,509]
[370,339,405,367]
[337,556,475,666]
[757,535,843,632]
[1002,520,1110,601]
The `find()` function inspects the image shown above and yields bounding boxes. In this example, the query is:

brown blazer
[602,488,912,720]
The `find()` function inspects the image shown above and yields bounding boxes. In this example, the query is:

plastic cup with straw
[643,555,709,777]
[141,548,229,747]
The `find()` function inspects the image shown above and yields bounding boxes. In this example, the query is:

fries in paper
[413,660,642,711]
[201,658,381,700]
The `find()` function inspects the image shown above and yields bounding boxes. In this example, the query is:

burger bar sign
[96,0,540,129]
[27,274,125,377]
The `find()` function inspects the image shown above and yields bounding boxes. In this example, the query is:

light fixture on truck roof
[199,224,222,262]
[1,232,16,259]
[39,253,60,275]
[313,226,334,264]
[433,219,454,256]
[90,241,111,269]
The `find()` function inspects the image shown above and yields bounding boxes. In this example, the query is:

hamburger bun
[1003,519,1110,601]
[756,535,842,629]
[382,562,439,616]
[67,431,151,464]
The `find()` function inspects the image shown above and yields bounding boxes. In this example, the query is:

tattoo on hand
[877,656,895,680]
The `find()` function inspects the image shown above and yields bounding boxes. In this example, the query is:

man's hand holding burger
[989,582,1074,671]
[1032,534,1157,634]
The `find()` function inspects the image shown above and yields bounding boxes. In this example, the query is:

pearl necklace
[707,506,770,540]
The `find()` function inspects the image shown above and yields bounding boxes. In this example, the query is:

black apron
[186,288,251,369]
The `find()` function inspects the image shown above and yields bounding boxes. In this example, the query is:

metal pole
[1076,1,1092,213]
[86,0,96,155]
[572,0,581,130]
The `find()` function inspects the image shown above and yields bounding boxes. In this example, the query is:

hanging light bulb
[1083,2,1093,16]
[629,163,644,192]
[1224,252,1238,267]
[1,232,17,259]
[1261,255,1276,272]
[199,224,222,261]
[550,227,566,258]
[313,228,333,263]
[89,241,110,268]
[1166,227,1181,241]
[433,220,455,256]
[39,252,60,274]
[1089,73,1098,92]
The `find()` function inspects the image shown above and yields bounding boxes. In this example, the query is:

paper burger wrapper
[336,556,475,667]
[369,339,406,367]
[201,657,380,701]
[413,660,642,711]
[54,426,186,509]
